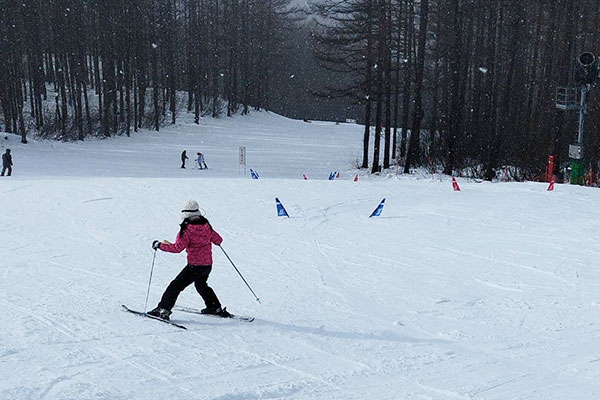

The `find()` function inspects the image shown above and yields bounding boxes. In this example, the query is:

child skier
[196,152,208,169]
[149,199,227,320]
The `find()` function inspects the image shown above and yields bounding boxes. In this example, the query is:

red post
[547,155,555,183]
[452,177,461,191]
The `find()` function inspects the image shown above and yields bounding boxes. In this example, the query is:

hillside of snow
[0,112,363,179]
[1,112,600,400]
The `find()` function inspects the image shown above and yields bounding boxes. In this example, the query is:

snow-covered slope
[0,112,363,179]
[1,113,600,399]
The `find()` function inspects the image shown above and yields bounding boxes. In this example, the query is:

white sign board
[239,146,246,166]
[569,144,583,159]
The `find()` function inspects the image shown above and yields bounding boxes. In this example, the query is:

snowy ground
[1,112,600,400]
[0,112,363,179]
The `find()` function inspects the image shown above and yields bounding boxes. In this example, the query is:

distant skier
[149,200,227,320]
[1,149,12,176]
[196,152,208,169]
[181,150,189,169]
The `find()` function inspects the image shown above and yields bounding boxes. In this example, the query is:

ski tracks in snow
[188,328,344,395]
[0,298,196,400]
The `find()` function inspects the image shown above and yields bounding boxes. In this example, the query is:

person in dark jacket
[148,199,227,321]
[181,150,189,169]
[1,149,12,177]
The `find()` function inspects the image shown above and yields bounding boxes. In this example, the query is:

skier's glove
[152,240,161,250]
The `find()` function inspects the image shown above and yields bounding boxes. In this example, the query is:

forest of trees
[0,0,299,143]
[2,0,600,180]
[312,0,600,180]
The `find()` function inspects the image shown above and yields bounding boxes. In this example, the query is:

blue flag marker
[369,198,386,218]
[250,168,260,179]
[329,172,336,180]
[275,197,290,217]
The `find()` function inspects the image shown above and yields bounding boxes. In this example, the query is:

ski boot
[201,306,231,317]
[147,307,172,321]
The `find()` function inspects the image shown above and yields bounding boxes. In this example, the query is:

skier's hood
[185,215,209,225]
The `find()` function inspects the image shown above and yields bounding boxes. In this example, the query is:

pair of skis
[121,304,254,330]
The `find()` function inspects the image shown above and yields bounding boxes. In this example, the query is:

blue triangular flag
[250,168,259,179]
[329,172,336,180]
[369,198,386,218]
[275,197,290,217]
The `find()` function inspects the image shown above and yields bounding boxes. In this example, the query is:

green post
[571,160,585,185]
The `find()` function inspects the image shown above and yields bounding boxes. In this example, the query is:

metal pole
[144,251,157,312]
[219,245,261,303]
[578,85,589,144]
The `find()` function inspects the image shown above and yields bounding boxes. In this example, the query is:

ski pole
[144,250,158,312]
[219,245,261,304]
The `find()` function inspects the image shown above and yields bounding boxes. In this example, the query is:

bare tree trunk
[362,0,375,169]
[404,0,429,173]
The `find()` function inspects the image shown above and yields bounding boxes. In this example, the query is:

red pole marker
[547,155,555,183]
[452,177,461,191]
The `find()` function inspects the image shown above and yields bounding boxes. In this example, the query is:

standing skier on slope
[148,199,228,320]
[1,148,13,176]
[196,152,208,169]
[181,150,189,169]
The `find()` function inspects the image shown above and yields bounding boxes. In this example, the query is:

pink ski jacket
[159,221,223,266]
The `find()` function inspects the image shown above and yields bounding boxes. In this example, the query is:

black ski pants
[1,165,11,176]
[158,264,221,311]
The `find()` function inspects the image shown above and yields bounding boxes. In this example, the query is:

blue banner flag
[369,198,386,218]
[250,168,260,179]
[275,197,290,217]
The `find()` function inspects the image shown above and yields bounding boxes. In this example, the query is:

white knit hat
[181,199,203,220]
